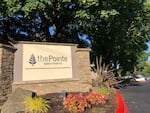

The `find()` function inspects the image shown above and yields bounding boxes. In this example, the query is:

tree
[138,63,150,77]
[87,0,150,75]
[0,0,150,75]
[134,0,150,77]
[29,54,37,66]
[0,0,119,46]
[0,0,88,46]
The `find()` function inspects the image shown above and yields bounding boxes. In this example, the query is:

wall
[0,44,16,102]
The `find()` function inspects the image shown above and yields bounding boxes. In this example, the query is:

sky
[146,42,150,61]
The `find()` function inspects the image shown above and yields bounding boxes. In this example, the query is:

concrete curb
[115,92,130,113]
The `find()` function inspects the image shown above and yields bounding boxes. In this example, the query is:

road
[119,81,150,113]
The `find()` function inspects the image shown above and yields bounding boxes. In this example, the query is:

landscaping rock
[1,88,36,113]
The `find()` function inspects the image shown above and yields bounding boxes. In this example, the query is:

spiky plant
[23,96,50,113]
[91,56,120,90]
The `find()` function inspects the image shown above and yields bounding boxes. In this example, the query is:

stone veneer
[0,44,16,101]
[0,42,92,99]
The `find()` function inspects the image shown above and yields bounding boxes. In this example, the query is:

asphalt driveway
[119,81,150,113]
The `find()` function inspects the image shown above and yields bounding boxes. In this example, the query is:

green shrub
[98,87,110,95]
[23,96,50,113]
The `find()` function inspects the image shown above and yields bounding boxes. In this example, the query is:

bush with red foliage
[63,92,108,113]
[63,93,91,113]
[86,92,108,105]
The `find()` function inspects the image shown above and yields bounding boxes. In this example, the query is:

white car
[133,74,146,82]
[146,77,150,80]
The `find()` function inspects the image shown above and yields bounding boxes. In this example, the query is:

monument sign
[14,42,77,82]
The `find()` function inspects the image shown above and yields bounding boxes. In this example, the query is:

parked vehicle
[145,77,150,80]
[132,74,146,82]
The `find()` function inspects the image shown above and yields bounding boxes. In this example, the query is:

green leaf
[62,0,71,2]
[100,9,119,19]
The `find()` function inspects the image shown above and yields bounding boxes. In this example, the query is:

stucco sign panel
[22,44,73,81]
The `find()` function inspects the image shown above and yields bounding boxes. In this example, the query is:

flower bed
[39,91,117,113]
[1,91,129,113]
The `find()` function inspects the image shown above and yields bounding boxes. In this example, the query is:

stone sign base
[13,79,91,95]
